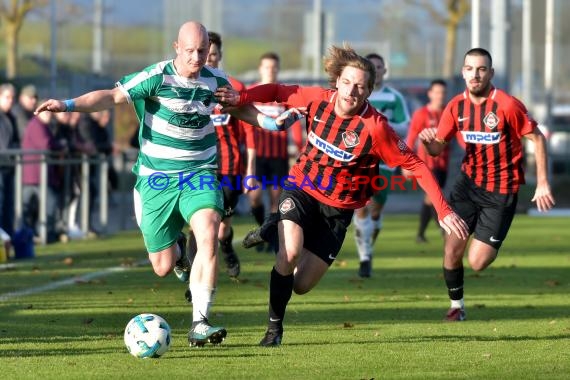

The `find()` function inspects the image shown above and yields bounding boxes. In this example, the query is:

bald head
[173,21,209,79]
[177,21,207,43]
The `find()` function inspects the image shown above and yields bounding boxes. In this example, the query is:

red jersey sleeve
[506,96,537,138]
[240,83,331,109]
[369,115,453,220]
[436,101,458,142]
[406,107,425,151]
[229,76,245,92]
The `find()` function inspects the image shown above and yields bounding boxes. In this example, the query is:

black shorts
[217,174,241,218]
[278,187,353,265]
[256,157,289,183]
[450,173,518,249]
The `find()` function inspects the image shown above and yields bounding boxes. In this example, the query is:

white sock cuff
[450,298,464,309]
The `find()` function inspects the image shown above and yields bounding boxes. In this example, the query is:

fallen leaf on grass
[549,320,557,325]
[126,298,133,304]
[121,258,136,267]
[545,280,560,287]
[482,353,492,359]
[344,295,350,302]
[335,260,348,268]
[63,257,73,266]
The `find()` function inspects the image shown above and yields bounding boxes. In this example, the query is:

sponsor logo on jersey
[483,111,500,129]
[279,198,295,214]
[461,131,501,144]
[308,131,355,162]
[342,130,360,148]
[397,139,410,154]
[210,113,231,126]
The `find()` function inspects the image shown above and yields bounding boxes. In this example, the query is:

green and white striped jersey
[116,60,230,176]
[368,86,410,139]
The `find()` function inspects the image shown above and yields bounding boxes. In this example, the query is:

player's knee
[293,284,310,295]
[469,255,494,272]
[152,264,172,278]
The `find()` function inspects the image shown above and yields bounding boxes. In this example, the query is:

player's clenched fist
[34,99,66,114]
[418,127,438,144]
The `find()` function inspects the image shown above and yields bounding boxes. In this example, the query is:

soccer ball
[124,313,171,358]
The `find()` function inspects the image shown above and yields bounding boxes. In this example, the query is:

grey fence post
[99,154,108,233]
[81,154,90,235]
[14,153,22,230]
[39,153,48,245]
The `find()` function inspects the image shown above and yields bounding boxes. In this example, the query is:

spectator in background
[405,79,452,243]
[52,111,96,239]
[12,84,38,140]
[0,83,18,237]
[22,105,66,242]
[77,110,116,236]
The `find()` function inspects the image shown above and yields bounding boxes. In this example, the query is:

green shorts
[371,166,396,206]
[133,170,224,253]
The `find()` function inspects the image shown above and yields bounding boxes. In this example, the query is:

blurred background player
[419,48,555,321]
[353,53,411,277]
[405,79,452,243]
[206,31,256,278]
[246,52,303,252]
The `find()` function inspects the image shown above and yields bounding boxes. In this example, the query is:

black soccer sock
[443,266,464,300]
[219,227,234,254]
[418,203,432,237]
[268,267,294,330]
[251,204,265,226]
[430,206,439,225]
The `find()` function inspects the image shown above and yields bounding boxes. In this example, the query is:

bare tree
[406,0,470,78]
[0,0,47,79]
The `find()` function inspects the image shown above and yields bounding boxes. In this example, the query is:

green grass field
[1,215,569,379]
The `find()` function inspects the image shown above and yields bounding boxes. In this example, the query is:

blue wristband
[261,115,279,131]
[63,99,75,112]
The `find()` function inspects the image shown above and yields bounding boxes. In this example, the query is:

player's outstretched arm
[35,87,127,114]
[525,127,556,212]
[227,106,304,131]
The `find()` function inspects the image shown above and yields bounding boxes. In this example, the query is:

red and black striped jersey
[239,83,454,219]
[213,76,255,175]
[436,88,536,194]
[406,106,451,171]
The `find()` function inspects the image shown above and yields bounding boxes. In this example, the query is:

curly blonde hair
[323,43,376,91]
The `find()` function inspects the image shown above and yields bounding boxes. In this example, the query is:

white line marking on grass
[0,259,149,302]
[0,234,253,302]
